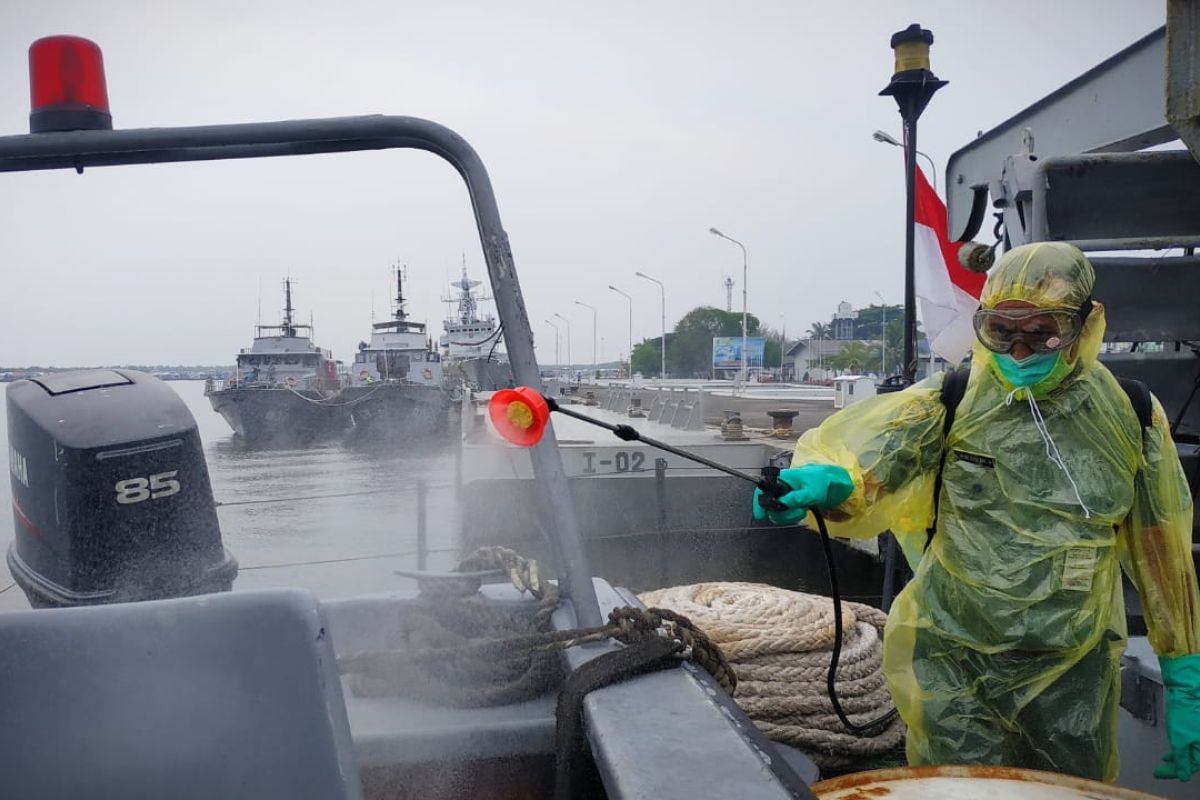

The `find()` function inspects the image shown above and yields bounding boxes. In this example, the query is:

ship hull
[445,358,513,392]
[342,384,450,446]
[207,387,350,446]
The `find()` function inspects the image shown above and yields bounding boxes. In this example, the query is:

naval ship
[439,260,512,392]
[341,267,450,444]
[204,278,348,445]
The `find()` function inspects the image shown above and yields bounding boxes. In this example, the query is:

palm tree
[807,322,832,377]
[830,341,872,374]
[882,319,904,376]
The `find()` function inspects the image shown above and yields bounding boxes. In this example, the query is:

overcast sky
[0,1,1164,367]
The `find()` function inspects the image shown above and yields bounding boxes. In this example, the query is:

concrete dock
[556,380,836,434]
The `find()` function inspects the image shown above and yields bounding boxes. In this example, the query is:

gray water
[1,379,464,610]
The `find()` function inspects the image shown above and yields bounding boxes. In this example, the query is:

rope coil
[337,547,737,707]
[639,582,903,770]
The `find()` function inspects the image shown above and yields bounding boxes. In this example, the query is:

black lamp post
[880,23,946,385]
[877,24,946,613]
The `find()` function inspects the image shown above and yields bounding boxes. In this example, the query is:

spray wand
[488,387,898,736]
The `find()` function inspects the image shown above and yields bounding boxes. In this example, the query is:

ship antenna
[394,262,408,321]
[283,276,296,337]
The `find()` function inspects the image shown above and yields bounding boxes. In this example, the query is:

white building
[785,338,876,382]
[832,375,877,408]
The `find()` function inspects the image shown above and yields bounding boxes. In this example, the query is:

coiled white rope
[638,582,903,769]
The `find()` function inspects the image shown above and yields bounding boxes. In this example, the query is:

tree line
[625,303,912,379]
[630,307,782,378]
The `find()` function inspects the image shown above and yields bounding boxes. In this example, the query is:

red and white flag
[914,167,985,364]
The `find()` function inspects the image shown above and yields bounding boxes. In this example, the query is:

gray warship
[342,267,450,445]
[205,278,348,446]
[440,260,512,393]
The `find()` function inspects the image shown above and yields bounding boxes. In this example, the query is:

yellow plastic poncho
[793,242,1199,781]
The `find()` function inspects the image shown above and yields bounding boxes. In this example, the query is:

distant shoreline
[0,366,232,382]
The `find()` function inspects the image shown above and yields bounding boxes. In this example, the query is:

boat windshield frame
[0,115,601,624]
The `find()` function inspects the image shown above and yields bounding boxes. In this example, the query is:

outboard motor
[6,369,237,607]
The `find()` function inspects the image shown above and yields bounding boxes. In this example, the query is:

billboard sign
[712,336,765,370]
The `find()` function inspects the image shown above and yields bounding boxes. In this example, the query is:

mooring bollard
[767,409,800,438]
[720,409,748,441]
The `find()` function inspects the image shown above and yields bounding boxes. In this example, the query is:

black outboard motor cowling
[6,369,237,607]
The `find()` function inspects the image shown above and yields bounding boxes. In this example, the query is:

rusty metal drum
[811,766,1166,800]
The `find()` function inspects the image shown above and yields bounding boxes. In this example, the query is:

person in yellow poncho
[753,242,1200,783]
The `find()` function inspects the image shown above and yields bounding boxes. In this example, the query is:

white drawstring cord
[1005,388,1092,518]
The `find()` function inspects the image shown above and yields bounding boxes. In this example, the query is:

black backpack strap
[939,368,970,436]
[1115,377,1153,431]
[925,368,970,552]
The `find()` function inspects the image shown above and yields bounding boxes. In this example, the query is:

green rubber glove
[751,464,854,526]
[1156,653,1200,782]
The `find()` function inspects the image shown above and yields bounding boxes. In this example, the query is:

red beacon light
[488,387,551,447]
[29,35,112,133]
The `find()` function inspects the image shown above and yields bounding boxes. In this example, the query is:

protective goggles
[972,301,1092,354]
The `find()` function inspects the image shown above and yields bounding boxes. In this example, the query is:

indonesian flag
[914,167,985,363]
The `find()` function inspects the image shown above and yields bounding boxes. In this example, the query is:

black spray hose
[542,395,899,736]
[812,506,899,736]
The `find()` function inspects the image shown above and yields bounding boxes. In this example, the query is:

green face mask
[992,351,1064,388]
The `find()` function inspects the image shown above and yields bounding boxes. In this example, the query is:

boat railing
[206,377,318,393]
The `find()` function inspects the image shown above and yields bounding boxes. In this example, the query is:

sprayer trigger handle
[757,493,788,512]
[757,466,790,512]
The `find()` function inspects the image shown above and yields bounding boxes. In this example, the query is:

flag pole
[881,24,946,385]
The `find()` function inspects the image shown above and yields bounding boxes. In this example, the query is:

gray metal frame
[1167,0,1200,160]
[944,27,1170,243]
[1029,151,1200,250]
[0,115,602,625]
[1092,255,1200,342]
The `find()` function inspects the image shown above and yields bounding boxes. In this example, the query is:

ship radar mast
[254,276,313,341]
[392,262,409,322]
[444,254,491,325]
[282,276,296,338]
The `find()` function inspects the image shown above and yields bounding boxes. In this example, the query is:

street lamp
[574,300,597,380]
[709,227,748,386]
[553,312,572,377]
[880,23,947,612]
[608,285,633,379]
[880,22,947,385]
[779,313,787,377]
[872,130,937,192]
[634,271,667,379]
[874,290,887,375]
[544,319,560,373]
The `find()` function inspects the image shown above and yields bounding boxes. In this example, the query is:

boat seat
[0,589,361,800]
